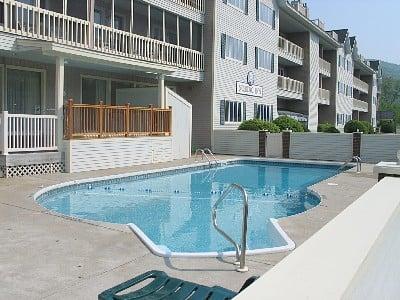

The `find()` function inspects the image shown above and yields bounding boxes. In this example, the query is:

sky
[305,0,400,65]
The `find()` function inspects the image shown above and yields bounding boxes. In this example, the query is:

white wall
[213,130,259,156]
[290,133,353,161]
[64,137,173,173]
[166,88,192,160]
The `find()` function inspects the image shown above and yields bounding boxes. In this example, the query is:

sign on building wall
[236,82,263,98]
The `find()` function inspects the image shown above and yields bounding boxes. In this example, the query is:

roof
[333,29,349,44]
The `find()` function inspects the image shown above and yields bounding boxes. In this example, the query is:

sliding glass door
[7,68,42,114]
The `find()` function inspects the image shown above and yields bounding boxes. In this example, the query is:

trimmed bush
[344,120,369,133]
[317,123,340,133]
[380,119,396,133]
[238,119,281,133]
[273,116,304,132]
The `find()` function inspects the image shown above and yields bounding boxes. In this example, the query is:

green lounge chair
[98,270,257,300]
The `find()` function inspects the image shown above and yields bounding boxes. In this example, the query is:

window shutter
[245,0,249,15]
[271,53,275,73]
[272,10,276,29]
[256,0,260,21]
[243,42,248,65]
[255,47,259,69]
[221,34,226,59]
[220,100,226,125]
[254,103,258,119]
[243,102,247,121]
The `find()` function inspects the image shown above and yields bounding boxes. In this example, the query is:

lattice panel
[3,163,65,178]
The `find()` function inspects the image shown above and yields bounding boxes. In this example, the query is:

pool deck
[0,157,378,299]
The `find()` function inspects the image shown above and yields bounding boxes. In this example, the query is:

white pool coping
[34,157,346,258]
[234,176,400,300]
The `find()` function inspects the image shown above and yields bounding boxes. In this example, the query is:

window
[224,100,245,123]
[345,85,353,97]
[165,12,177,45]
[192,22,203,51]
[256,48,274,72]
[226,0,247,12]
[133,1,148,37]
[114,15,124,30]
[257,1,275,29]
[222,34,246,63]
[336,113,352,125]
[179,17,191,48]
[278,67,286,77]
[82,77,107,105]
[255,104,273,121]
[6,68,43,114]
[150,7,163,41]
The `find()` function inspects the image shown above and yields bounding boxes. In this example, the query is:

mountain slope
[381,61,400,80]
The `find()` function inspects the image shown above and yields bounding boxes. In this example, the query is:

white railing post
[1,111,9,155]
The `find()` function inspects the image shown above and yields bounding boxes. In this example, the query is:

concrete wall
[213,130,259,157]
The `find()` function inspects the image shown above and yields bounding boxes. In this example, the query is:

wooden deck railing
[64,100,172,140]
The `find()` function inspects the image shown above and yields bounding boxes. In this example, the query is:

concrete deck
[0,157,378,299]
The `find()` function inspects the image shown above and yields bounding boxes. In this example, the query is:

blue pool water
[37,161,340,254]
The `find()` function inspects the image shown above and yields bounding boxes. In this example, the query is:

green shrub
[238,119,281,133]
[360,121,374,134]
[317,123,340,133]
[344,120,368,133]
[273,116,304,132]
[379,119,396,133]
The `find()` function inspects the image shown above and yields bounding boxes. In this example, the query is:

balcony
[278,75,304,100]
[353,77,369,94]
[170,0,204,13]
[312,19,325,30]
[278,36,304,65]
[319,58,331,77]
[353,99,369,113]
[0,0,204,72]
[318,88,330,105]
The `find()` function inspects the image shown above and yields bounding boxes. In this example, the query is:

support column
[157,74,165,108]
[259,130,267,158]
[55,57,65,150]
[353,132,362,158]
[88,0,95,48]
[282,130,292,159]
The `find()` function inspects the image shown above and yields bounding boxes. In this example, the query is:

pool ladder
[212,183,249,273]
[195,148,218,166]
[338,156,362,173]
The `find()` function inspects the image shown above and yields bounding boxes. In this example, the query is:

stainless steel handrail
[195,149,211,165]
[203,148,218,165]
[212,183,249,272]
[339,156,362,173]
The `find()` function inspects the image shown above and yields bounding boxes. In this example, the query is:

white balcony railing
[278,75,304,94]
[353,99,369,112]
[0,111,58,155]
[0,0,90,48]
[169,0,204,12]
[0,0,204,72]
[353,77,369,94]
[278,36,304,61]
[319,58,331,77]
[93,24,204,71]
[318,88,330,105]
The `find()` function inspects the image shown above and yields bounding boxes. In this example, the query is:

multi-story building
[0,0,380,176]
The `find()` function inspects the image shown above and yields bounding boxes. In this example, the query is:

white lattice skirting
[1,163,65,178]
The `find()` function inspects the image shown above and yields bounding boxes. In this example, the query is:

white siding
[308,32,320,132]
[213,130,259,156]
[212,0,279,132]
[361,135,400,163]
[166,88,192,160]
[65,137,173,173]
[290,133,353,161]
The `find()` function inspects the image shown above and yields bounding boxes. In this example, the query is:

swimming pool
[36,160,341,257]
